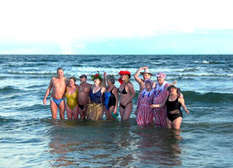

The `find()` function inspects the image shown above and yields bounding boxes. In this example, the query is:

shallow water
[0,55,233,168]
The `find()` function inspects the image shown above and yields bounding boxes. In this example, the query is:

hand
[150,104,159,108]
[43,98,47,105]
[185,109,190,114]
[113,109,117,114]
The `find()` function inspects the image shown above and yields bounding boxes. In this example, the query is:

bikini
[119,86,131,109]
[65,88,78,110]
[166,97,183,122]
[51,97,64,107]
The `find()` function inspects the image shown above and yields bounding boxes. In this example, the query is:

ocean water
[0,55,233,168]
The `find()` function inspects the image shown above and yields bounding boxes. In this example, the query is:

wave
[0,86,22,94]
[183,91,233,103]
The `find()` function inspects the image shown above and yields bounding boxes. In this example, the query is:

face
[94,78,101,86]
[107,79,112,86]
[122,74,129,81]
[80,77,87,83]
[170,87,177,95]
[145,82,152,91]
[57,69,64,78]
[157,77,165,85]
[69,79,75,86]
[143,73,151,80]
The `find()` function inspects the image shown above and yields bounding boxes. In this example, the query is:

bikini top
[166,97,181,112]
[119,86,127,94]
[90,87,102,104]
[65,88,78,99]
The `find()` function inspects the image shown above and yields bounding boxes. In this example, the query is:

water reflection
[47,119,182,167]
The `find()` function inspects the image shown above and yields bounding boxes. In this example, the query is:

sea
[0,55,232,168]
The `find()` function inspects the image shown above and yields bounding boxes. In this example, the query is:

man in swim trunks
[78,74,91,120]
[43,67,67,120]
[134,66,154,91]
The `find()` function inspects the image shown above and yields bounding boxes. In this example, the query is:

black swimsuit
[166,97,183,122]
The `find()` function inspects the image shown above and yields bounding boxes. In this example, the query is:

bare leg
[167,118,172,129]
[119,106,124,121]
[123,103,132,121]
[59,100,65,120]
[172,117,182,130]
[66,104,72,120]
[73,106,79,120]
[109,106,115,120]
[79,105,87,120]
[50,100,58,120]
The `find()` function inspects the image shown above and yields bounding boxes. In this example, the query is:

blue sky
[0,0,233,54]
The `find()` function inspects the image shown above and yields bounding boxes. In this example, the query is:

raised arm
[179,96,190,114]
[103,72,107,88]
[112,87,119,114]
[134,66,148,84]
[43,78,53,105]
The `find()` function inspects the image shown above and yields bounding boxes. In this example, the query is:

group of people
[43,67,189,130]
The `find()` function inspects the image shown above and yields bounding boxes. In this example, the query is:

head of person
[145,79,153,91]
[119,71,131,83]
[156,72,166,85]
[91,73,102,86]
[57,67,64,78]
[107,75,115,86]
[79,74,87,83]
[69,77,76,87]
[141,69,152,80]
[168,85,181,96]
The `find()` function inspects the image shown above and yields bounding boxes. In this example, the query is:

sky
[0,0,233,55]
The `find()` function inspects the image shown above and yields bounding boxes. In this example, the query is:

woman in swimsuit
[103,72,119,120]
[118,71,135,121]
[65,77,79,120]
[151,85,189,130]
[136,79,154,127]
[87,73,106,120]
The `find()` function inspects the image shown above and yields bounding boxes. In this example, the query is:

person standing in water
[152,72,170,128]
[134,66,154,91]
[43,67,66,120]
[65,77,79,120]
[136,80,154,127]
[151,85,189,129]
[118,71,135,121]
[103,72,119,120]
[87,73,106,120]
[78,74,91,120]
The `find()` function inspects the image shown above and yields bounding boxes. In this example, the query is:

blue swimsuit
[51,97,64,107]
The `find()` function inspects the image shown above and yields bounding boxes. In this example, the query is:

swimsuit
[51,97,64,107]
[78,104,85,110]
[166,97,183,122]
[90,88,103,104]
[65,88,78,110]
[119,86,128,109]
[104,87,116,110]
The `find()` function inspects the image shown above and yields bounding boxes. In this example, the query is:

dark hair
[107,75,115,84]
[168,85,181,97]
[57,67,63,72]
[69,76,76,82]
[80,74,87,79]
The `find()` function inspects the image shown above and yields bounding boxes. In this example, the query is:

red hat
[119,71,131,76]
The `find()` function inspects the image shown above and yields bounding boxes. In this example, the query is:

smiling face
[94,78,101,86]
[122,74,129,81]
[80,77,87,83]
[69,78,75,87]
[143,73,151,80]
[145,82,152,91]
[170,87,178,95]
[157,77,165,85]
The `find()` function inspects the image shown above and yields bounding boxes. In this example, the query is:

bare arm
[43,78,53,105]
[179,97,190,114]
[134,66,148,84]
[126,83,136,104]
[112,88,119,114]
[103,72,107,88]
[150,93,168,109]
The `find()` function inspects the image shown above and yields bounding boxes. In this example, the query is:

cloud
[1,0,233,54]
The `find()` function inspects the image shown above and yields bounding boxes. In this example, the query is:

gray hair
[107,75,115,84]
